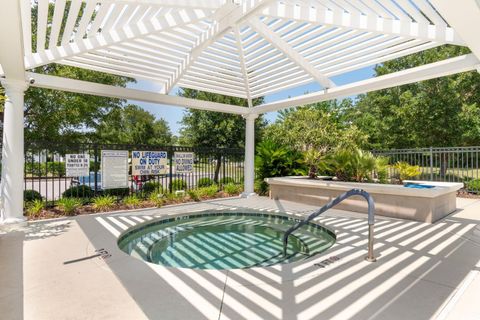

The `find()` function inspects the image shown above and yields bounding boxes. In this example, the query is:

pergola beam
[429,0,480,60]
[234,26,252,103]
[166,0,274,93]
[27,72,248,115]
[260,2,464,45]
[254,54,480,114]
[248,18,335,89]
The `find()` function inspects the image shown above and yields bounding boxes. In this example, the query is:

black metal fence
[373,146,480,193]
[22,142,244,204]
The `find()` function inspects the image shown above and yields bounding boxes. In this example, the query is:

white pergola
[0,0,479,223]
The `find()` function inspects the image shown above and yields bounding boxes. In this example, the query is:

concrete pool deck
[1,196,480,320]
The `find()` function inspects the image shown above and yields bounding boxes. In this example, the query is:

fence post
[94,144,99,196]
[430,147,434,181]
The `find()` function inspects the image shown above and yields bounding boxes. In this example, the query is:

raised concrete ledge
[266,176,463,223]
[266,177,463,198]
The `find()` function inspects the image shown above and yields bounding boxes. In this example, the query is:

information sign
[65,154,90,177]
[174,152,194,173]
[101,150,129,189]
[131,151,168,175]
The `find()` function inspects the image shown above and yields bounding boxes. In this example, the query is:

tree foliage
[349,45,480,149]
[2,3,173,147]
[95,104,173,145]
[24,64,132,145]
[264,100,368,152]
[178,89,266,148]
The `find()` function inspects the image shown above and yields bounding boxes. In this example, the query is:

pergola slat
[36,0,48,53]
[3,0,478,101]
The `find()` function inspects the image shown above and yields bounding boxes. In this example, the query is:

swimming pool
[118,211,336,270]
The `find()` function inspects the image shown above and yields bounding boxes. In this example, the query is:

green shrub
[148,192,164,207]
[197,177,214,187]
[89,160,100,172]
[166,192,184,202]
[255,180,269,196]
[25,162,43,176]
[26,199,44,217]
[303,149,330,178]
[24,189,42,202]
[394,161,421,182]
[170,179,187,191]
[93,196,116,212]
[223,183,242,195]
[255,140,306,182]
[62,185,94,198]
[375,156,390,183]
[123,195,141,208]
[198,185,218,198]
[329,149,377,182]
[46,162,66,177]
[57,198,82,216]
[187,189,201,201]
[466,179,480,191]
[219,177,235,185]
[103,188,130,198]
[142,181,162,194]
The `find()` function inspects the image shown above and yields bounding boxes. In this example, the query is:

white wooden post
[242,113,258,197]
[0,79,28,224]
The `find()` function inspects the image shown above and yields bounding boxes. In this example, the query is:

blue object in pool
[404,183,435,189]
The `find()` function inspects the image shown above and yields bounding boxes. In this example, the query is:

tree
[349,45,480,150]
[95,104,173,145]
[264,100,368,153]
[24,65,132,146]
[16,3,136,146]
[178,88,266,181]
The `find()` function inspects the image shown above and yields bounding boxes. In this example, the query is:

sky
[126,65,377,136]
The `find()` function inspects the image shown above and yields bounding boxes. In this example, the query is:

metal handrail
[282,188,377,262]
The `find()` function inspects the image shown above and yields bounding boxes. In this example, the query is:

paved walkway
[1,196,480,320]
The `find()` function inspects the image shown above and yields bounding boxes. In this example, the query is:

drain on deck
[63,248,111,265]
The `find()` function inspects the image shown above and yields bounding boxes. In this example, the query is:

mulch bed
[25,191,239,221]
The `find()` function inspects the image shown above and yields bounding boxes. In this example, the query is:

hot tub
[266,177,463,223]
[118,211,336,269]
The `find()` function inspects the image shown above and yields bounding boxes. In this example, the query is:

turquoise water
[118,212,336,270]
[404,182,435,189]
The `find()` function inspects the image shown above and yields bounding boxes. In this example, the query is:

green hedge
[219,177,235,185]
[103,188,130,197]
[62,185,94,198]
[24,190,42,202]
[142,181,162,194]
[197,177,214,187]
[25,162,66,177]
[170,179,187,191]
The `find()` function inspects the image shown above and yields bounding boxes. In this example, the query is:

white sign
[65,154,90,177]
[175,152,194,173]
[131,151,168,175]
[101,150,129,189]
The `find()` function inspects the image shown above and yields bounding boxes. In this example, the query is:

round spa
[118,211,336,270]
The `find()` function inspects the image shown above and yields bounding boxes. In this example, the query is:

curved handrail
[282,188,376,262]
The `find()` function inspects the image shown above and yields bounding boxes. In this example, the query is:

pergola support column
[0,79,28,224]
[242,113,258,197]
